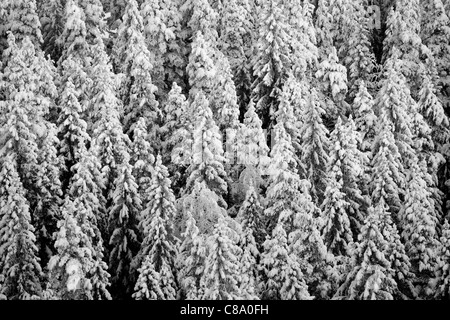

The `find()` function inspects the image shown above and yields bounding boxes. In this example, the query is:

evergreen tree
[370,111,405,219]
[57,0,89,64]
[260,222,312,300]
[298,87,330,204]
[47,199,95,300]
[251,0,292,128]
[68,145,111,300]
[200,214,243,300]
[132,156,178,300]
[140,0,184,90]
[57,72,90,191]
[184,92,228,208]
[160,82,189,169]
[334,205,398,300]
[433,219,450,299]
[235,100,270,172]
[237,185,264,298]
[186,31,216,98]
[399,159,440,280]
[2,0,43,46]
[130,117,155,209]
[107,155,142,299]
[0,154,43,300]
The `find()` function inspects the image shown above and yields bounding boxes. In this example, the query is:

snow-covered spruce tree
[112,0,160,135]
[334,205,398,300]
[260,220,312,300]
[78,0,108,45]
[57,51,93,122]
[264,120,301,234]
[56,0,89,65]
[352,81,377,154]
[38,0,65,62]
[91,95,130,206]
[1,0,43,47]
[57,71,91,192]
[297,87,330,205]
[130,117,155,210]
[176,182,219,299]
[132,156,178,300]
[370,111,405,221]
[183,91,229,209]
[87,37,121,130]
[418,72,450,155]
[186,31,216,99]
[433,219,450,299]
[399,158,440,290]
[375,53,416,163]
[209,51,240,131]
[33,122,64,266]
[383,0,435,94]
[340,1,377,94]
[0,33,62,267]
[316,0,376,94]
[420,0,450,109]
[251,0,292,128]
[237,185,264,298]
[47,199,96,300]
[200,214,243,300]
[140,0,184,91]
[321,123,353,256]
[280,0,318,78]
[315,46,348,113]
[325,116,367,240]
[182,0,219,45]
[0,154,43,300]
[219,0,254,112]
[68,145,111,300]
[374,198,416,300]
[235,99,270,174]
[160,82,188,169]
[288,178,336,300]
[108,155,142,299]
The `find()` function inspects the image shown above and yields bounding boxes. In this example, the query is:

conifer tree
[433,219,450,299]
[2,0,43,46]
[140,0,184,90]
[399,159,440,279]
[298,87,330,204]
[132,156,178,300]
[251,0,292,128]
[186,31,216,98]
[334,205,398,300]
[68,145,111,300]
[0,154,43,300]
[47,199,96,300]
[375,198,416,300]
[108,155,142,299]
[57,0,89,64]
[260,222,312,300]
[237,185,264,298]
[160,82,189,169]
[112,0,160,134]
[130,117,155,209]
[177,182,218,299]
[57,74,90,191]
[235,100,270,173]
[370,111,405,219]
[353,81,377,153]
[200,214,243,300]
[184,92,229,208]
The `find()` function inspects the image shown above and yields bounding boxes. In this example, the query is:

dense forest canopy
[0,0,450,300]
